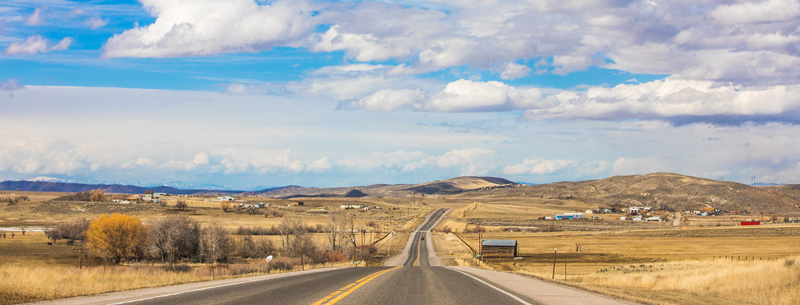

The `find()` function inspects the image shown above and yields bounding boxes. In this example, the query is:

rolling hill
[466,173,800,212]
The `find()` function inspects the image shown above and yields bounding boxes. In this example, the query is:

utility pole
[168,246,178,272]
[552,248,558,280]
[72,243,87,269]
[351,215,357,266]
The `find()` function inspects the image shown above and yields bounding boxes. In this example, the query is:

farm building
[555,212,583,220]
[340,203,365,209]
[480,239,518,258]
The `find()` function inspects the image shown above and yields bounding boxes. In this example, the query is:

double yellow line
[413,237,421,266]
[311,266,402,305]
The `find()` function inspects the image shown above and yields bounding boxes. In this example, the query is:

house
[629,207,652,214]
[555,213,583,220]
[646,216,661,222]
[216,196,236,202]
[340,204,366,209]
[480,239,518,258]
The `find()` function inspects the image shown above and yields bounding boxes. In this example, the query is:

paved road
[36,208,633,305]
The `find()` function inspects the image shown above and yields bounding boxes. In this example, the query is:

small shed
[481,239,518,258]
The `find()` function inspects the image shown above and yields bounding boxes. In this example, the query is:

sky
[1,0,800,190]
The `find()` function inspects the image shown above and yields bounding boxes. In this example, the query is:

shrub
[268,257,297,271]
[86,214,147,263]
[147,216,200,261]
[45,218,90,243]
[175,200,188,211]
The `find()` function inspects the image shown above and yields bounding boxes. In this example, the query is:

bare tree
[278,217,302,251]
[175,200,188,211]
[45,218,90,244]
[200,225,231,264]
[147,216,200,262]
[325,209,348,251]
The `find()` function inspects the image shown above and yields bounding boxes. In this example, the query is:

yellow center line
[310,266,402,305]
[414,238,421,266]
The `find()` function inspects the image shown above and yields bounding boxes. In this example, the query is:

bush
[175,200,188,211]
[45,218,90,243]
[86,214,147,263]
[0,195,28,205]
[147,216,200,261]
[56,189,107,202]
[268,257,297,271]
[463,225,486,233]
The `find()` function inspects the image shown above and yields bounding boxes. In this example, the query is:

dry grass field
[432,198,800,305]
[0,191,431,304]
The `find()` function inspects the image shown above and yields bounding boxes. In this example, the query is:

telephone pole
[72,243,87,269]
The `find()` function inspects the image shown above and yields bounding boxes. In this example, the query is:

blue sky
[2,0,800,189]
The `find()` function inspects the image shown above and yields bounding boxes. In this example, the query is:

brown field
[0,191,432,304]
[432,197,800,305]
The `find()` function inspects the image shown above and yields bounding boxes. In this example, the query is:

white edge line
[107,269,337,305]
[448,268,534,305]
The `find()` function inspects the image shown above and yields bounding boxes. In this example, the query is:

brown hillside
[469,173,800,212]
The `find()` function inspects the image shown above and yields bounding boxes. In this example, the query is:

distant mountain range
[0,176,519,197]
[0,180,242,195]
[3,174,800,212]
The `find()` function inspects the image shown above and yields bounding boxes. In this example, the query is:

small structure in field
[480,239,518,258]
[340,203,365,209]
[555,212,583,220]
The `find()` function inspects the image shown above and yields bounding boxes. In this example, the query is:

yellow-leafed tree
[87,213,147,264]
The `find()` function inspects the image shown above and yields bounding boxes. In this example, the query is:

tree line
[45,210,376,269]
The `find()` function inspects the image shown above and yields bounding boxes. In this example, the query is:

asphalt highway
[103,208,535,305]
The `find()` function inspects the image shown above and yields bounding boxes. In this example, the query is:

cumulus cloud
[503,157,577,175]
[97,0,800,86]
[103,0,317,58]
[524,78,800,123]
[345,79,544,112]
[0,139,88,174]
[437,148,496,176]
[711,0,800,25]
[499,62,532,80]
[5,36,73,55]
[341,89,425,111]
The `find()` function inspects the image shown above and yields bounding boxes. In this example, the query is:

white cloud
[344,89,425,111]
[335,151,434,172]
[0,138,88,174]
[94,0,800,87]
[437,148,495,176]
[410,79,545,112]
[0,79,24,91]
[5,36,73,55]
[524,78,800,121]
[24,7,45,26]
[85,16,108,29]
[499,62,532,80]
[307,157,332,172]
[103,0,317,58]
[503,157,577,175]
[711,0,800,25]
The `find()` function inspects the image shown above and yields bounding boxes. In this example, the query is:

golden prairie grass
[433,224,800,305]
[0,259,349,305]
[568,257,800,305]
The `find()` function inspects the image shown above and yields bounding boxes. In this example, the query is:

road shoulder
[27,267,345,305]
[447,266,639,305]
